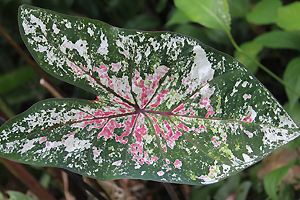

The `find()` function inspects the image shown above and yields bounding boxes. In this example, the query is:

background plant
[0,0,300,199]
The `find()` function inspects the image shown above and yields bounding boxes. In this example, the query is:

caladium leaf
[0,5,299,185]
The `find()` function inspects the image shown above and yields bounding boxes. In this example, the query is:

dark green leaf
[285,103,300,127]
[174,0,231,31]
[155,0,168,13]
[166,9,190,26]
[228,0,250,18]
[173,24,210,42]
[254,31,300,51]
[246,0,281,25]
[277,2,300,31]
[124,14,160,30]
[234,41,263,73]
[279,184,295,200]
[263,164,293,200]
[283,57,300,106]
[214,175,240,200]
[0,67,37,95]
[236,181,252,200]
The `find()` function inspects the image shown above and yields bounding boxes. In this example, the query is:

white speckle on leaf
[200,84,215,99]
[145,46,151,57]
[246,145,253,153]
[65,21,71,28]
[243,94,251,100]
[92,147,102,160]
[279,115,296,128]
[242,153,252,162]
[87,27,94,36]
[230,80,242,96]
[149,38,160,51]
[198,162,220,184]
[198,175,218,184]
[97,31,108,56]
[244,130,254,138]
[262,126,298,147]
[30,14,46,35]
[20,138,39,154]
[63,134,91,153]
[60,37,88,57]
[222,164,230,174]
[45,141,62,151]
[192,45,214,85]
[144,134,154,144]
[111,62,122,72]
[22,14,46,36]
[52,23,60,34]
[116,34,134,58]
[182,45,214,94]
[112,160,123,166]
[242,81,248,87]
[59,37,92,69]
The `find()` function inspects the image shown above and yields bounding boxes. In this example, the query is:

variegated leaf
[0,5,299,185]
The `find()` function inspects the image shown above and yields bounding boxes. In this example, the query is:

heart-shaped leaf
[0,5,299,185]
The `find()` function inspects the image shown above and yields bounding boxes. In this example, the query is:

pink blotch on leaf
[67,61,85,76]
[177,123,190,132]
[115,115,138,144]
[97,120,121,140]
[157,171,164,176]
[165,158,171,164]
[200,98,215,118]
[242,115,254,123]
[111,62,122,72]
[132,66,169,108]
[173,103,185,113]
[149,89,169,108]
[174,159,182,169]
[39,136,47,143]
[211,136,221,148]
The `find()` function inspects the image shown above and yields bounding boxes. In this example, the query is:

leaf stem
[225,30,300,97]
[40,78,63,98]
[0,158,56,200]
[64,170,108,200]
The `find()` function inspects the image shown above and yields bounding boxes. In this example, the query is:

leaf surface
[283,57,300,106]
[277,2,300,31]
[228,0,250,18]
[174,0,231,31]
[263,164,293,200]
[0,5,299,185]
[254,31,300,51]
[246,0,281,25]
[234,41,262,73]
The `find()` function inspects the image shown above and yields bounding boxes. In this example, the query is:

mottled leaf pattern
[0,5,299,185]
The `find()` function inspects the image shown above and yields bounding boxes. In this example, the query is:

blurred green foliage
[0,191,33,200]
[1,0,300,199]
